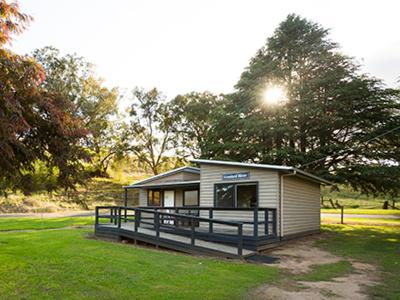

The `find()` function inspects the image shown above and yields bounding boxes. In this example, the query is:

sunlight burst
[263,86,287,105]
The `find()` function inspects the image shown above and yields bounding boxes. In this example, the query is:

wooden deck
[98,223,254,256]
[95,206,278,258]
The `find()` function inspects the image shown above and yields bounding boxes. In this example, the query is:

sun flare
[263,86,286,105]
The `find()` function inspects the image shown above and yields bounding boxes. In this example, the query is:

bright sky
[11,0,400,101]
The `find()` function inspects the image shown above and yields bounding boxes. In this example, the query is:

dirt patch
[250,235,379,300]
[267,236,342,274]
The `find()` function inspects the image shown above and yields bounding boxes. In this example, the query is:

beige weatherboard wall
[127,159,329,239]
[197,162,280,236]
[192,159,329,239]
[281,175,321,237]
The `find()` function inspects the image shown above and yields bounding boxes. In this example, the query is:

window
[236,184,257,208]
[148,190,161,206]
[183,190,199,206]
[215,184,235,207]
[215,183,257,208]
[127,189,140,206]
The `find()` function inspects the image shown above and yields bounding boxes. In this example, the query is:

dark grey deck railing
[134,208,245,256]
[95,206,277,238]
[134,206,277,238]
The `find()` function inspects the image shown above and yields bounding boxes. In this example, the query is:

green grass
[322,217,400,226]
[319,225,400,300]
[295,260,353,282]
[321,208,400,215]
[0,217,94,231]
[0,229,278,300]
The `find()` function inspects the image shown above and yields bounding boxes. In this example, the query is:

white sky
[11,0,400,102]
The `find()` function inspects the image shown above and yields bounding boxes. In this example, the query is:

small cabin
[95,159,329,257]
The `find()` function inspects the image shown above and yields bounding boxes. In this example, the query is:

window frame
[213,181,259,208]
[183,189,199,207]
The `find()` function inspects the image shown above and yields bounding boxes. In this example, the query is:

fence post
[209,208,213,233]
[238,223,243,257]
[114,208,118,225]
[110,208,114,223]
[341,206,344,224]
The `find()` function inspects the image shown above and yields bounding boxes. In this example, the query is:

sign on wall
[222,172,250,180]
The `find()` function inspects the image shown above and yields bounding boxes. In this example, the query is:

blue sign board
[222,172,250,180]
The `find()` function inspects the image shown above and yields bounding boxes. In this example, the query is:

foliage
[33,47,121,176]
[125,87,178,174]
[0,48,88,194]
[170,91,222,157]
[0,3,91,195]
[202,14,400,197]
[0,229,278,299]
[0,0,32,45]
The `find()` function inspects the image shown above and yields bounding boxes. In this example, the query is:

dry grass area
[0,172,148,213]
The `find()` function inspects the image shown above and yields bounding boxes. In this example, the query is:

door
[164,190,175,207]
[163,190,175,225]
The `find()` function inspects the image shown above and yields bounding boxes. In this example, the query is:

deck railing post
[134,209,140,232]
[209,208,213,233]
[114,208,118,225]
[272,209,277,236]
[238,223,243,257]
[155,211,160,239]
[95,207,99,227]
[191,218,195,247]
[117,207,122,229]
[124,188,128,222]
[110,208,114,223]
[265,209,269,235]
[253,208,259,238]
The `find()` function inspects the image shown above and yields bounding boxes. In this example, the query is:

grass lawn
[321,208,400,215]
[318,224,400,300]
[0,217,94,231]
[0,228,278,300]
[1,217,399,299]
[322,217,400,226]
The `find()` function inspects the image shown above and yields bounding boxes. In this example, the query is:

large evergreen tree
[203,14,400,196]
